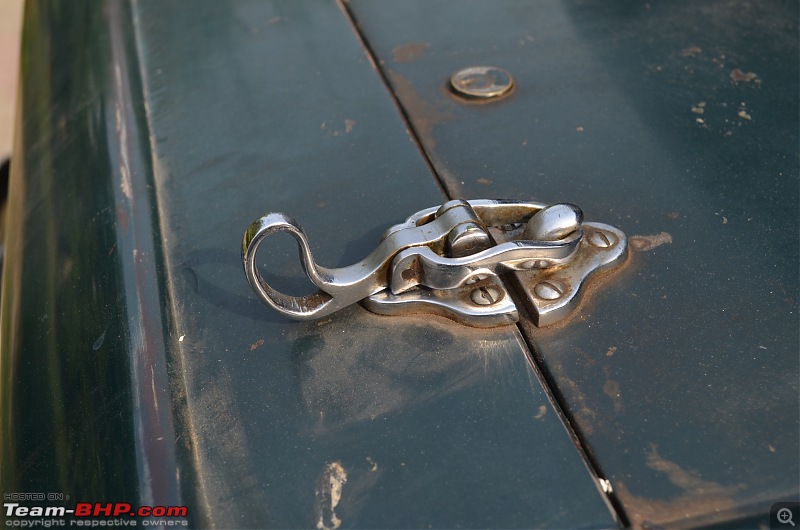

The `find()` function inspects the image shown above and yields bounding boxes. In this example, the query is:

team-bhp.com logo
[4,502,188,527]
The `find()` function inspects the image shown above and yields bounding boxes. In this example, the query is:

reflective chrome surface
[243,199,628,327]
[449,66,515,100]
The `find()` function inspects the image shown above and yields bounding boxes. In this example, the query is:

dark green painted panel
[347,0,799,527]
[1,0,181,509]
[130,0,616,528]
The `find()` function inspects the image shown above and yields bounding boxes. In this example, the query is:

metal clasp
[242,199,627,327]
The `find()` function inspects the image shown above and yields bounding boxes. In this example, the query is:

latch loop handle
[242,213,339,320]
[242,204,493,320]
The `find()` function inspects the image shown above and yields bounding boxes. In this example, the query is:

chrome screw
[450,66,514,100]
[470,286,503,306]
[587,230,617,248]
[533,280,564,300]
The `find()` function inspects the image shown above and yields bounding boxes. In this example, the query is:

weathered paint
[2,0,621,528]
[347,0,800,526]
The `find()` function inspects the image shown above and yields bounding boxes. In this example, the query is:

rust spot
[630,232,672,252]
[116,205,129,231]
[646,445,739,493]
[249,338,265,351]
[520,365,596,434]
[616,482,739,529]
[477,178,493,186]
[667,212,680,220]
[680,46,702,57]
[606,346,617,357]
[615,445,745,528]
[730,68,759,83]
[534,405,547,420]
[392,42,429,63]
[400,257,422,282]
[387,69,453,150]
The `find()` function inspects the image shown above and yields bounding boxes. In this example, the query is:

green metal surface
[1,0,180,508]
[2,0,623,528]
[130,1,617,527]
[347,0,800,527]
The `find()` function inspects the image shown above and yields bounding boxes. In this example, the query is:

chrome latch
[242,199,627,328]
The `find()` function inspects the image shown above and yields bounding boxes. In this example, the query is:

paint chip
[316,461,347,530]
[730,68,759,83]
[691,101,706,114]
[630,232,673,252]
[366,457,378,472]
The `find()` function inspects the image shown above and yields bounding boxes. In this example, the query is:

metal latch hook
[242,200,628,327]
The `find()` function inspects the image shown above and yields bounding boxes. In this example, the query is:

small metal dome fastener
[450,66,514,100]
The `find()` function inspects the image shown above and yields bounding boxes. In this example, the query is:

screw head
[533,280,564,300]
[587,230,617,248]
[450,66,514,100]
[470,286,503,306]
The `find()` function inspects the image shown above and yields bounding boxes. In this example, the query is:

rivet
[446,222,491,258]
[533,280,564,300]
[470,286,503,306]
[450,66,514,100]
[588,230,617,248]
